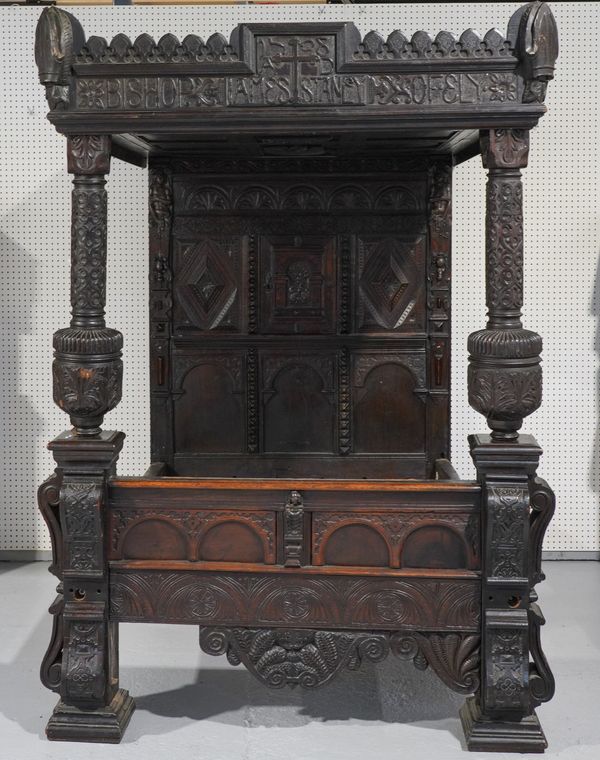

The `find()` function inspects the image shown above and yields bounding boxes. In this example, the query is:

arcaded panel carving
[312,511,479,569]
[175,180,425,215]
[109,508,276,563]
[109,571,480,631]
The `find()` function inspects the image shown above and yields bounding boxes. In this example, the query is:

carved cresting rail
[34,1,558,753]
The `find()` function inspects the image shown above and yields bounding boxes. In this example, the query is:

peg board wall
[0,4,597,553]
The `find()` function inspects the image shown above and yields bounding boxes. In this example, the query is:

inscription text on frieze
[75,34,519,111]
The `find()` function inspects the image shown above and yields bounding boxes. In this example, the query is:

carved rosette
[52,135,123,436]
[468,129,542,440]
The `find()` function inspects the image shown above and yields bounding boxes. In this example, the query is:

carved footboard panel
[106,477,482,692]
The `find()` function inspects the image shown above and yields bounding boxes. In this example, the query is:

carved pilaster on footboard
[462,435,555,753]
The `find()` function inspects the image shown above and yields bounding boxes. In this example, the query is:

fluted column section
[52,135,122,436]
[468,128,541,440]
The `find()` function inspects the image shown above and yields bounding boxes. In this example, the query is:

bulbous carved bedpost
[460,7,558,749]
[38,134,134,742]
[39,134,134,742]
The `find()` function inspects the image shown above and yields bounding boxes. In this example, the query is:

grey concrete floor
[0,561,598,760]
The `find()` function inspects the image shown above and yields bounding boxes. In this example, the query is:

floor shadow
[122,647,464,744]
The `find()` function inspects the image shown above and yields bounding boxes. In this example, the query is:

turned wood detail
[199,627,479,693]
[468,129,542,441]
[52,136,123,436]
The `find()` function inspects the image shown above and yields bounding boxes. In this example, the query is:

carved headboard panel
[149,156,451,479]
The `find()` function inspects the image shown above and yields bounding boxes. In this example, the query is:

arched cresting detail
[401,525,469,570]
[322,523,391,568]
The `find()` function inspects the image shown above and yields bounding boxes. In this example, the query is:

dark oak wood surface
[34,2,559,752]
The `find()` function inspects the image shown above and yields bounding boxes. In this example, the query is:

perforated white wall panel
[0,4,597,551]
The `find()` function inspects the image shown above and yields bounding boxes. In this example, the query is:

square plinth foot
[46,689,135,743]
[460,697,547,753]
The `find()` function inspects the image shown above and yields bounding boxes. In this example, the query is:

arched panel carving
[121,519,187,561]
[199,521,266,563]
[323,524,390,567]
[353,362,425,454]
[263,359,335,454]
[175,362,244,453]
[402,525,468,569]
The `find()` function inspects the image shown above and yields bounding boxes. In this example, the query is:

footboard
[106,476,482,691]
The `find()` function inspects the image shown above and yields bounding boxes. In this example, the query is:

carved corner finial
[35,7,84,110]
[510,2,559,103]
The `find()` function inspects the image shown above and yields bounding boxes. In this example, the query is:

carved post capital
[67,135,111,175]
[481,129,529,170]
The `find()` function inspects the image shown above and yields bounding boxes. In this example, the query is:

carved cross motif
[270,38,319,103]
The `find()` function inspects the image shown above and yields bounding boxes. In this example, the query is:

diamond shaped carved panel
[174,238,241,331]
[357,236,425,332]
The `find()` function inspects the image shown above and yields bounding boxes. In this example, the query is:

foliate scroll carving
[41,593,64,693]
[70,180,108,315]
[481,128,529,171]
[428,160,452,337]
[67,135,111,176]
[52,359,123,431]
[149,166,173,314]
[35,7,84,110]
[63,620,106,704]
[392,632,480,694]
[488,622,529,712]
[61,480,102,574]
[109,570,480,631]
[488,485,528,579]
[200,628,389,689]
[283,491,304,567]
